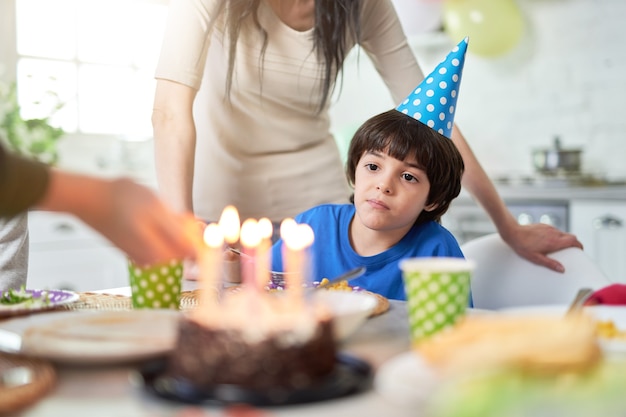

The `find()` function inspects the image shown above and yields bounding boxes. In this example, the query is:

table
[14,287,416,417]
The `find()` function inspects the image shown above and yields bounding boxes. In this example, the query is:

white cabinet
[570,200,626,284]
[27,211,128,292]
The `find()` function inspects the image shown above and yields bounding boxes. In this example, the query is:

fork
[565,288,594,316]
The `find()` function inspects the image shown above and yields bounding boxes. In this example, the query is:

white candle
[195,222,224,324]
[282,222,314,306]
[219,205,242,284]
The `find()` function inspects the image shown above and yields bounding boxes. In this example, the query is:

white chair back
[461,233,611,310]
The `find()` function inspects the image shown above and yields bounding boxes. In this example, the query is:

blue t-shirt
[271,204,466,301]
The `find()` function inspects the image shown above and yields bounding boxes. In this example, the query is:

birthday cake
[165,208,337,393]
[165,290,336,392]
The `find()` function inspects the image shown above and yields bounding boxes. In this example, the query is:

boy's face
[353,150,437,234]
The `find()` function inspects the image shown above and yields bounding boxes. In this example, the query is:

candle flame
[240,218,261,248]
[219,205,240,244]
[284,223,314,250]
[258,218,273,241]
[203,223,224,248]
[280,218,297,241]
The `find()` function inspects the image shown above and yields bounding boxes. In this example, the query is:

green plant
[0,80,64,165]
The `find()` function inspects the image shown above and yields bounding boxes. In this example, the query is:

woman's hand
[449,125,584,273]
[500,222,583,273]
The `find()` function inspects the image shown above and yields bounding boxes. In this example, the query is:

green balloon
[443,0,524,57]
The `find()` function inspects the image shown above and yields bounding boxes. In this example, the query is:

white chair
[461,233,612,310]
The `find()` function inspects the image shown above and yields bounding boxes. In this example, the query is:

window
[13,0,168,138]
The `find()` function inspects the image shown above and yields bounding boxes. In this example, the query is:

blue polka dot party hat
[396,37,469,139]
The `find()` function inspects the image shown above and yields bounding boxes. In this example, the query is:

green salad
[0,287,50,308]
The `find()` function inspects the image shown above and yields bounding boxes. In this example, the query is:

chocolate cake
[166,292,336,392]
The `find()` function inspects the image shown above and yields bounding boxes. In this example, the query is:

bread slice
[416,313,601,376]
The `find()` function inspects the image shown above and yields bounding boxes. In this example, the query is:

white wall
[4,0,624,183]
[330,0,626,180]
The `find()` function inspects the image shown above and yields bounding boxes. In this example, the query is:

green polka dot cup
[400,257,474,345]
[128,259,183,309]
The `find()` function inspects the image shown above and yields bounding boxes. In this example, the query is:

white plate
[500,304,626,355]
[374,351,440,409]
[373,312,498,410]
[376,306,626,411]
[0,309,181,364]
[584,305,626,354]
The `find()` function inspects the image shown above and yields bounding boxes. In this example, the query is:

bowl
[312,291,378,342]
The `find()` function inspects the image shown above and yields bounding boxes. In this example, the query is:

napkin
[583,284,626,306]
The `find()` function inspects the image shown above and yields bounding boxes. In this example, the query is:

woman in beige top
[152,0,581,272]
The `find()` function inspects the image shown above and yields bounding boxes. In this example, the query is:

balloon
[443,0,524,57]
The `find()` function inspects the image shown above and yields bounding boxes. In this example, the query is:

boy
[271,39,469,300]
[271,110,464,300]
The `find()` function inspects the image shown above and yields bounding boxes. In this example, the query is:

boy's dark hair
[345,109,464,225]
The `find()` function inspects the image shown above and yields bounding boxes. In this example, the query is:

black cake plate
[135,352,372,406]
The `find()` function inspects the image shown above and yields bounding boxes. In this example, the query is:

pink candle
[256,218,273,290]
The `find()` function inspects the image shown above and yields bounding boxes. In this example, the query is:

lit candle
[219,205,242,284]
[240,218,261,289]
[279,218,297,291]
[195,222,224,324]
[219,205,241,246]
[282,221,314,307]
[280,218,297,239]
[256,218,273,290]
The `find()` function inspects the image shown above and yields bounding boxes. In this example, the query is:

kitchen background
[1,0,625,290]
[331,0,626,181]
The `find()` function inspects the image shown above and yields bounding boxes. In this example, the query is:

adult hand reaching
[38,171,201,266]
[452,126,584,274]
[501,222,583,273]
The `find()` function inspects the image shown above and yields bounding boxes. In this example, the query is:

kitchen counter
[444,182,626,252]
[455,183,626,204]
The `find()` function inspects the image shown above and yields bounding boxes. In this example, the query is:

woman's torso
[155,0,422,222]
